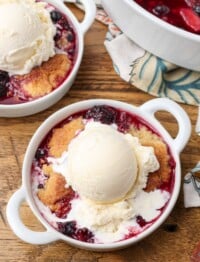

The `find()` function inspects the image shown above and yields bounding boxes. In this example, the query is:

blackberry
[0,84,8,98]
[84,105,117,124]
[58,221,76,237]
[0,71,9,86]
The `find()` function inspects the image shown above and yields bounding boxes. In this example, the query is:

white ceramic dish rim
[6,98,191,251]
[127,0,200,41]
[0,0,96,116]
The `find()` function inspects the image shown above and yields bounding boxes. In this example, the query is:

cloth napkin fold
[196,107,200,135]
[184,162,200,208]
[75,0,200,207]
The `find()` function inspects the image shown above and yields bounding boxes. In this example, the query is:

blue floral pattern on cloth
[184,162,200,196]
[129,52,200,106]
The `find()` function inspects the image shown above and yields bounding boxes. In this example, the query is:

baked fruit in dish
[0,1,77,105]
[31,105,176,244]
[134,0,200,34]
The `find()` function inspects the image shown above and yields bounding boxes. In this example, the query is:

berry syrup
[134,0,200,34]
[0,1,77,105]
[32,105,176,243]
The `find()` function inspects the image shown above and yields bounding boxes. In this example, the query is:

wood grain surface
[0,5,200,262]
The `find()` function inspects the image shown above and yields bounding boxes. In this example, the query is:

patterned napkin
[86,2,200,107]
[184,162,200,208]
[196,107,200,134]
[75,0,200,207]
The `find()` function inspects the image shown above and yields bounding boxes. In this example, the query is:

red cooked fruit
[57,221,94,243]
[134,0,200,34]
[55,193,75,218]
[117,111,133,132]
[180,8,200,33]
[75,228,94,243]
[136,216,147,227]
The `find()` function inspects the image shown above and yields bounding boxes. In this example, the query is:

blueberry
[67,33,75,42]
[50,10,62,23]
[194,5,200,16]
[35,148,46,160]
[153,5,170,16]
[0,84,8,98]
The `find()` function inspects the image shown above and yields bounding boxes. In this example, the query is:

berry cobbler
[0,0,77,105]
[134,0,200,34]
[31,105,176,244]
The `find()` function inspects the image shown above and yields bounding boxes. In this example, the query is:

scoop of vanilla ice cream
[66,122,138,203]
[0,0,56,75]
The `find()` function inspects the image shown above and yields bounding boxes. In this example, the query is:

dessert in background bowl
[102,0,200,71]
[6,98,191,251]
[0,0,96,117]
[134,0,200,34]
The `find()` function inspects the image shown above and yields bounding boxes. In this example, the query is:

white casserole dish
[102,0,200,72]
[6,98,191,251]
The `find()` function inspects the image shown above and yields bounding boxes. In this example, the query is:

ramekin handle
[140,98,191,153]
[63,0,96,35]
[6,187,59,245]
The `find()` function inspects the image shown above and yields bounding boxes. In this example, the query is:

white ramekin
[6,98,191,251]
[102,0,200,72]
[0,0,96,117]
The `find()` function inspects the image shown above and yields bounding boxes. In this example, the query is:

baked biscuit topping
[13,54,71,98]
[38,164,72,212]
[48,117,84,158]
[130,126,171,191]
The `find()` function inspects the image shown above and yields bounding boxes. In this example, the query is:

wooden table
[0,5,200,262]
